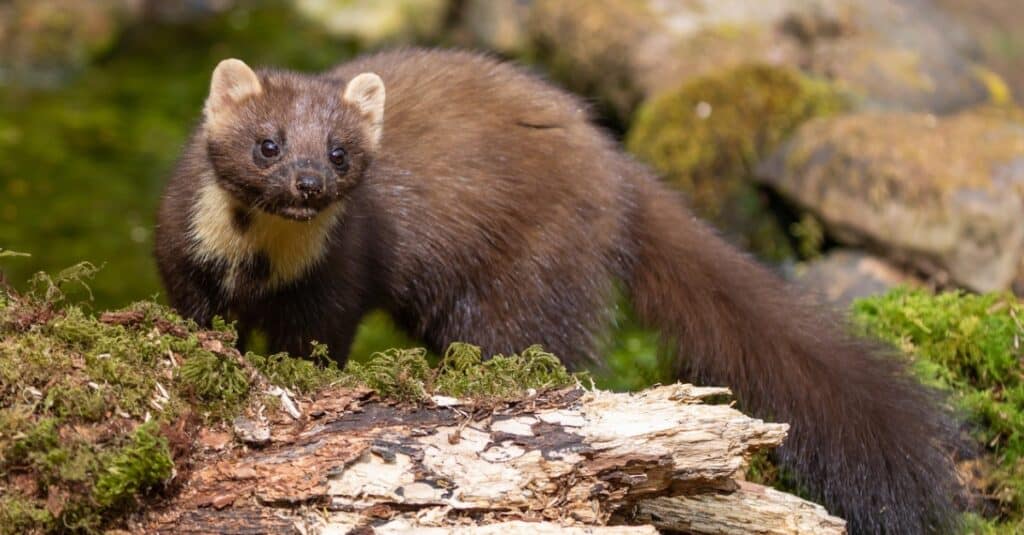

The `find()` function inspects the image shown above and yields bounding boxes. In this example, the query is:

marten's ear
[343,72,385,149]
[205,59,262,128]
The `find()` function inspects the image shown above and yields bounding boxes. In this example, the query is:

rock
[801,0,988,113]
[293,0,449,46]
[935,0,1024,105]
[1016,261,1024,296]
[758,110,1024,292]
[492,0,997,122]
[787,249,921,307]
[626,64,847,260]
[0,0,141,87]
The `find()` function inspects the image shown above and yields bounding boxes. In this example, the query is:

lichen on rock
[757,108,1024,292]
[627,64,848,260]
[507,0,998,125]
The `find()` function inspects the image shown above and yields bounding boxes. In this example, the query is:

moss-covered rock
[626,64,847,260]
[937,0,1024,105]
[524,0,661,124]
[509,0,998,124]
[757,109,1024,292]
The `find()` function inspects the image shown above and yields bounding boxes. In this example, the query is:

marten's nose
[295,174,324,198]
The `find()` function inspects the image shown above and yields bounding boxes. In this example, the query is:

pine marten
[155,49,962,533]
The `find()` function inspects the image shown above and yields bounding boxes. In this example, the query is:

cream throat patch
[187,178,342,294]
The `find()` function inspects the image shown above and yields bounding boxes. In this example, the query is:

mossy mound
[0,264,577,533]
[626,64,848,260]
[738,287,1024,531]
[852,288,1024,532]
[0,264,339,532]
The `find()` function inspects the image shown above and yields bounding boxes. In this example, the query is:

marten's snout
[294,174,325,199]
[261,160,339,220]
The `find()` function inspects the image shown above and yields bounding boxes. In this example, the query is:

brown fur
[155,48,962,533]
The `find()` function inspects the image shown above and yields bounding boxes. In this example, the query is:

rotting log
[139,384,846,534]
[627,481,848,534]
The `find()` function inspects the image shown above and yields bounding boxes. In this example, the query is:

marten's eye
[329,147,349,171]
[259,139,280,158]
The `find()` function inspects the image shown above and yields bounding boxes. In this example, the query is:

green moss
[178,350,252,411]
[346,347,434,402]
[248,342,347,394]
[343,342,579,403]
[5,417,61,468]
[433,343,577,399]
[92,422,174,509]
[29,261,101,305]
[626,64,848,260]
[851,288,1024,528]
[790,213,826,260]
[2,421,173,533]
[0,495,56,535]
[0,264,356,532]
[44,382,108,421]
[739,289,1024,530]
[962,512,1024,534]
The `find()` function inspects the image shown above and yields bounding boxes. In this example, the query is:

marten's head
[201,59,384,221]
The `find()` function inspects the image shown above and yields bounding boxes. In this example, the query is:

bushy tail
[624,177,962,533]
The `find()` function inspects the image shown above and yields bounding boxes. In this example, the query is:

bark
[139,384,846,534]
